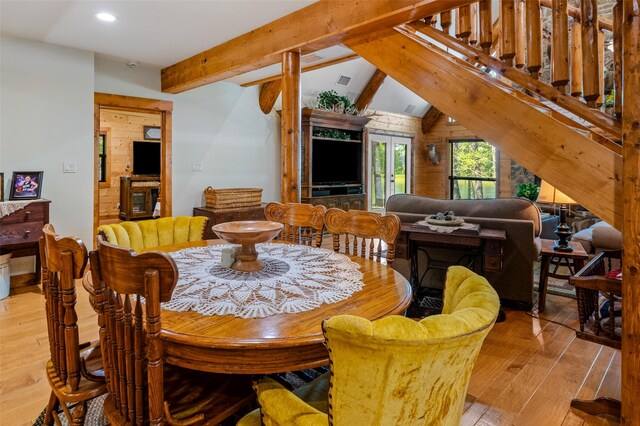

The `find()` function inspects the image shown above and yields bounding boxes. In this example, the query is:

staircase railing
[422,0,622,135]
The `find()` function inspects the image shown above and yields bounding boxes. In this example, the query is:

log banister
[514,0,525,68]
[408,22,622,145]
[479,0,492,53]
[539,0,612,31]
[612,1,622,119]
[570,22,583,97]
[500,0,516,65]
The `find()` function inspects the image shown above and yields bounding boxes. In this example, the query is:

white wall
[94,58,281,215]
[1,36,94,274]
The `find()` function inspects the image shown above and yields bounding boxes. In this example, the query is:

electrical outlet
[192,163,203,172]
[63,161,77,173]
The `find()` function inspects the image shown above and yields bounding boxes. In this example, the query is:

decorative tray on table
[423,211,464,226]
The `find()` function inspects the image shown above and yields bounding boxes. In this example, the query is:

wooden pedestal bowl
[211,221,284,272]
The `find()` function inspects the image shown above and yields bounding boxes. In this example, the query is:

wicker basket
[204,187,262,209]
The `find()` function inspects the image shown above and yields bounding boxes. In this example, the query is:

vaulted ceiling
[0,0,429,117]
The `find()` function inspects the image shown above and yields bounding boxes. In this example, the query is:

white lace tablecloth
[414,220,478,234]
[164,243,364,319]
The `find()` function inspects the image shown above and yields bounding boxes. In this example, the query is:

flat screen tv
[312,140,362,185]
[133,141,161,176]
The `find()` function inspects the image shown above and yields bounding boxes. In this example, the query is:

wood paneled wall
[99,109,161,223]
[366,111,514,200]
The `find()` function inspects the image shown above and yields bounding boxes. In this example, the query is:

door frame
[368,132,412,211]
[93,93,173,244]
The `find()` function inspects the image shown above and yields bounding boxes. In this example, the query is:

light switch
[63,161,77,173]
[192,163,203,172]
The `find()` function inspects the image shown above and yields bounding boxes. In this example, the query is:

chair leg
[44,391,59,426]
[71,401,87,426]
[570,396,621,420]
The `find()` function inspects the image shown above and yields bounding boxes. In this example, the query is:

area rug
[33,394,108,426]
[533,260,576,299]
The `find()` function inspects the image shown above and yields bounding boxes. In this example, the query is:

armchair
[238,266,500,426]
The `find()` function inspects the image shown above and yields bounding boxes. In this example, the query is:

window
[98,132,107,183]
[450,139,497,199]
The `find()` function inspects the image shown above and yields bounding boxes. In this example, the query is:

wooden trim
[621,1,640,423]
[409,23,621,142]
[421,106,443,134]
[160,0,474,93]
[354,69,387,112]
[346,26,622,228]
[93,93,173,244]
[259,80,282,114]
[540,0,613,31]
[240,53,359,87]
[281,51,301,203]
[98,128,111,189]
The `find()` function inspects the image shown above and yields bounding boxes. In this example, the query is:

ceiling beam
[354,69,387,112]
[345,27,621,228]
[161,0,473,94]
[258,80,282,114]
[421,106,443,134]
[241,53,360,88]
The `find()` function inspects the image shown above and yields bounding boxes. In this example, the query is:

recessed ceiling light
[96,12,117,22]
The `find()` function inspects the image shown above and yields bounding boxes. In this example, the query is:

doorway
[369,134,411,212]
[93,93,173,243]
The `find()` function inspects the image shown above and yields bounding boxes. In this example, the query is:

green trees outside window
[450,140,497,200]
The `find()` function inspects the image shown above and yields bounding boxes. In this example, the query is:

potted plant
[315,90,359,115]
[516,183,540,202]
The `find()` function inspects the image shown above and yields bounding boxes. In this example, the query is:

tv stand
[301,108,370,211]
[119,176,160,220]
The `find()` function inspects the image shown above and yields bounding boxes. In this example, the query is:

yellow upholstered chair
[237,266,500,426]
[97,216,208,251]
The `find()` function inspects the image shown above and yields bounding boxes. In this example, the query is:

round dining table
[84,239,412,375]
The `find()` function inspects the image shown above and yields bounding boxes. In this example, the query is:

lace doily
[0,200,42,218]
[414,221,478,234]
[164,243,364,319]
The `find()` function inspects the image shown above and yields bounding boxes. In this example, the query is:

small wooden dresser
[0,199,50,286]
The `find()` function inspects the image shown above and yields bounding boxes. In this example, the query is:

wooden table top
[540,238,589,258]
[86,239,412,374]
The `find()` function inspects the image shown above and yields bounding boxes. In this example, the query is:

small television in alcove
[133,141,161,176]
[312,140,362,185]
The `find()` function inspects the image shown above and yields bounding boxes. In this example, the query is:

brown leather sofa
[386,194,542,310]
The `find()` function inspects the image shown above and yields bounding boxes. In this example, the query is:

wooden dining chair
[90,236,254,425]
[40,224,106,426]
[264,202,327,247]
[324,208,401,264]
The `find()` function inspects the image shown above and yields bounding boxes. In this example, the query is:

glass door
[369,134,411,212]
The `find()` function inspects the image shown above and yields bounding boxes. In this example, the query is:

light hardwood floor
[0,283,620,426]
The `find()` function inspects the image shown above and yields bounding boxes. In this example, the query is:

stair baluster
[570,22,583,97]
[526,0,543,79]
[613,0,622,118]
[581,0,600,107]
[551,0,570,89]
[514,0,526,68]
[479,0,492,54]
[440,10,452,34]
[469,3,478,46]
[597,29,605,107]
[456,5,471,43]
[500,0,516,65]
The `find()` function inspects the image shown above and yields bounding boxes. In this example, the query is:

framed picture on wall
[143,126,161,141]
[9,171,43,200]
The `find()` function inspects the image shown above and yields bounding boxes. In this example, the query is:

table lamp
[537,180,577,252]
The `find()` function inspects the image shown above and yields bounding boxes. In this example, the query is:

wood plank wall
[366,111,513,200]
[99,109,161,224]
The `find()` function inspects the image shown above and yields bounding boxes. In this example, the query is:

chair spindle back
[91,236,177,425]
[264,202,327,247]
[324,208,401,264]
[41,224,89,391]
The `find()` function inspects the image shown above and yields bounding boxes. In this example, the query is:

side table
[194,204,266,240]
[538,239,588,312]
